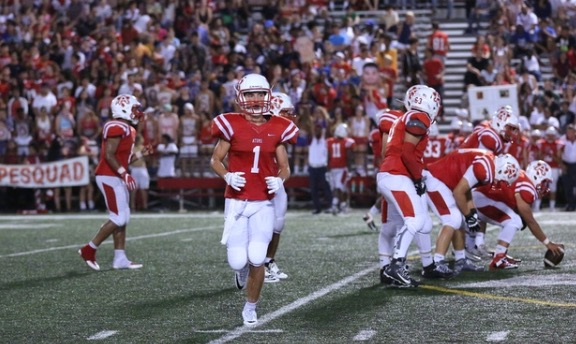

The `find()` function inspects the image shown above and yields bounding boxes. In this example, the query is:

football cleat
[242,309,258,326]
[362,213,378,231]
[421,261,454,279]
[489,253,519,270]
[383,259,419,287]
[454,258,485,274]
[465,249,482,262]
[471,244,493,259]
[78,245,100,271]
[264,268,280,283]
[113,261,143,270]
[380,266,399,286]
[235,264,249,290]
[266,260,288,279]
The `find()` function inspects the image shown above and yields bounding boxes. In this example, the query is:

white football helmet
[270,92,295,117]
[334,123,349,138]
[531,129,542,138]
[490,106,519,142]
[405,85,441,122]
[111,94,144,125]
[526,160,553,197]
[450,118,463,132]
[494,154,520,186]
[235,73,271,114]
[429,123,439,137]
[545,126,558,139]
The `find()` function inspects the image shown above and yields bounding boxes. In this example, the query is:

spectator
[427,21,450,64]
[158,103,179,142]
[402,37,421,88]
[77,137,97,212]
[480,60,498,85]
[130,135,150,211]
[423,48,445,117]
[156,133,179,178]
[0,108,10,162]
[556,100,576,133]
[464,48,489,90]
[178,103,200,177]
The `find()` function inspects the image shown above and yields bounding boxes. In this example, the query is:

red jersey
[212,113,299,201]
[460,126,504,154]
[504,136,528,167]
[423,57,444,86]
[427,149,495,190]
[378,109,403,135]
[428,31,449,56]
[423,135,450,165]
[369,128,382,167]
[537,139,563,168]
[475,171,538,213]
[527,141,540,164]
[95,120,136,176]
[327,137,355,168]
[379,110,430,178]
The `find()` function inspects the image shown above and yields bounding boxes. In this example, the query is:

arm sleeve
[401,141,423,180]
[405,118,428,136]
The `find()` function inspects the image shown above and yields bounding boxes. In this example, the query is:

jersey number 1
[251,146,261,173]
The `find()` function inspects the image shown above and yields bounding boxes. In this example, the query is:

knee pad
[273,216,285,234]
[498,225,518,244]
[404,213,426,235]
[227,247,248,271]
[419,214,433,234]
[247,242,268,267]
[441,211,462,230]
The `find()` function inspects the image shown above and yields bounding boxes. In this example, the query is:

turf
[0,210,574,344]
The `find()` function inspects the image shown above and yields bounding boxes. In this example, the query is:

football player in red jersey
[78,94,149,271]
[378,85,440,287]
[263,92,297,283]
[535,126,563,212]
[473,161,564,269]
[423,123,450,165]
[423,150,520,277]
[460,106,520,155]
[326,123,355,215]
[460,106,521,257]
[210,74,298,326]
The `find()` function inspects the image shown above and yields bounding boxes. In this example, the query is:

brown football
[544,244,565,268]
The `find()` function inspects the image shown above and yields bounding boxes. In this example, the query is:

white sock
[88,241,98,249]
[454,250,466,261]
[80,202,86,210]
[550,200,556,209]
[494,244,507,255]
[265,257,272,264]
[393,227,416,259]
[379,255,391,268]
[415,232,433,267]
[243,301,257,312]
[465,233,476,251]
[88,200,95,209]
[332,197,338,207]
[114,249,127,261]
[434,253,445,263]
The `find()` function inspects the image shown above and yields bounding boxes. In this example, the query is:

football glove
[465,209,480,233]
[224,172,246,191]
[414,179,426,196]
[122,173,137,191]
[265,176,284,194]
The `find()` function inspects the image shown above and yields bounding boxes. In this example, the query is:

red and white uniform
[327,136,355,191]
[95,120,136,226]
[472,171,538,243]
[527,141,540,164]
[424,149,496,229]
[460,126,504,154]
[377,110,432,250]
[537,138,563,192]
[212,113,298,201]
[423,135,450,165]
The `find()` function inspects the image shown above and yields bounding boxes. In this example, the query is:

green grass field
[1,210,575,344]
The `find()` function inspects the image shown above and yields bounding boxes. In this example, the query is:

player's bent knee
[227,248,249,270]
[247,242,268,267]
[441,212,462,230]
[405,214,426,234]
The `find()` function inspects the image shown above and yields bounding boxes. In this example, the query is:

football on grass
[544,244,565,268]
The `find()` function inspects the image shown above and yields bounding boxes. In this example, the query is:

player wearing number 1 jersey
[211,74,298,326]
[78,94,149,271]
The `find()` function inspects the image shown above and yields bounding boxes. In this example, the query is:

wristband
[542,238,550,246]
[117,166,127,175]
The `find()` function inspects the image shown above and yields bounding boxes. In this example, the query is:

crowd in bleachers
[0,0,575,212]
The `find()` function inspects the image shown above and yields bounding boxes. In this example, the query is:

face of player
[503,124,519,142]
[242,91,268,117]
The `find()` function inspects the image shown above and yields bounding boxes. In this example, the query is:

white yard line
[196,329,283,333]
[486,331,510,342]
[353,329,377,341]
[87,330,118,340]
[0,226,220,258]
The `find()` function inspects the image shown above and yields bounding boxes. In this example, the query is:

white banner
[0,156,90,188]
[467,85,519,121]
